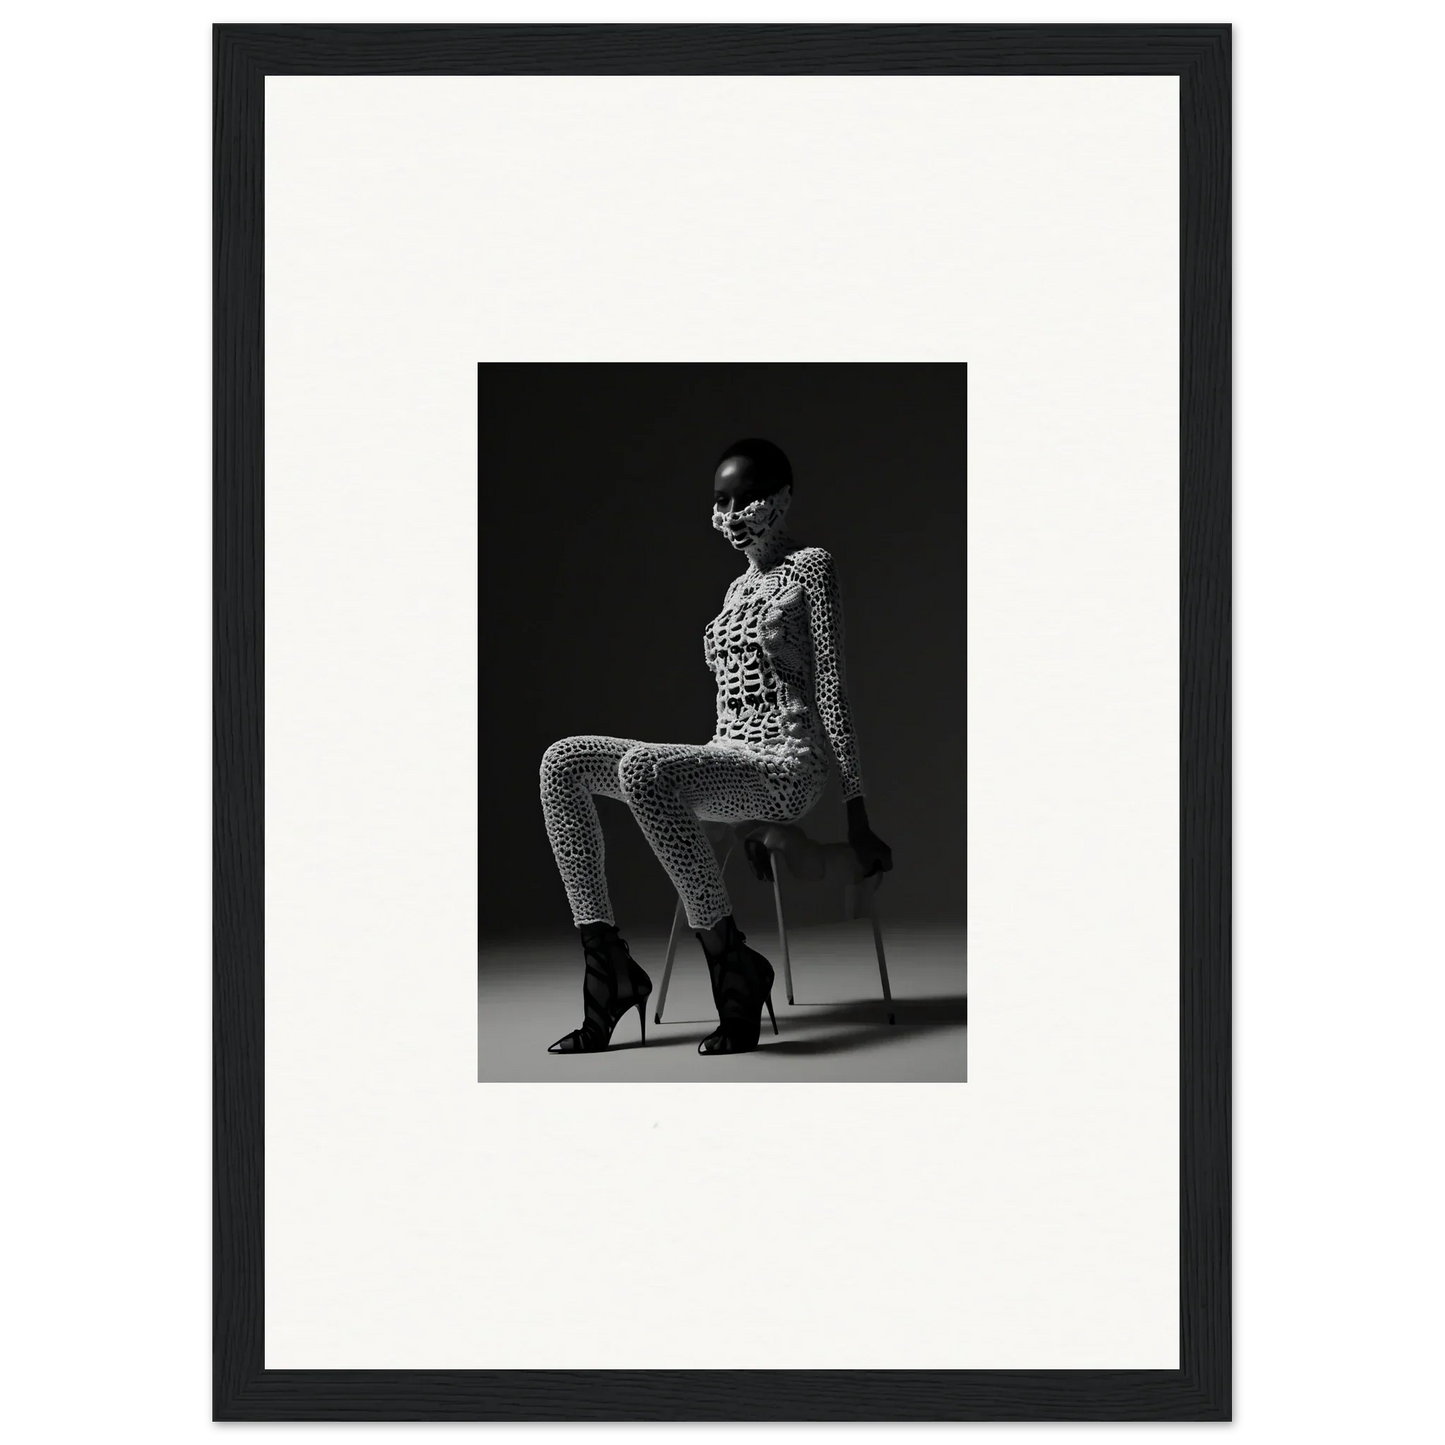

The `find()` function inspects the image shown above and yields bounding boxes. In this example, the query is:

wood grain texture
[214,22,1230,1421]
[213,18,265,1424]
[1178,24,1232,1426]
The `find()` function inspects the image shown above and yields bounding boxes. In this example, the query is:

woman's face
[712,457,790,551]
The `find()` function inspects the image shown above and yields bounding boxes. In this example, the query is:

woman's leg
[617,743,823,930]
[539,734,643,926]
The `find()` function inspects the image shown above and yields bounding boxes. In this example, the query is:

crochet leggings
[540,734,828,930]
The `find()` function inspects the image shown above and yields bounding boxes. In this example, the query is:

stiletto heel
[548,924,652,1053]
[695,915,777,1054]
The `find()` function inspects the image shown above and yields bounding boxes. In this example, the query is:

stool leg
[655,895,685,1023]
[863,886,895,1024]
[769,855,795,1005]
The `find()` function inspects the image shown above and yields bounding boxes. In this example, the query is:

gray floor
[478,920,967,1082]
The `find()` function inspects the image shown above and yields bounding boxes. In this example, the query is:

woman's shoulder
[783,545,838,583]
[781,543,832,567]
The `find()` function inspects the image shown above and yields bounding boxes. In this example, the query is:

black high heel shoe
[695,915,779,1055]
[548,922,653,1053]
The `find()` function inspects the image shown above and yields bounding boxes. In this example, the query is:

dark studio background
[478,362,966,947]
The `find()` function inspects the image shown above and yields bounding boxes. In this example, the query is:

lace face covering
[712,484,792,551]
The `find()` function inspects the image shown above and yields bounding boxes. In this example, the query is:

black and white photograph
[477,363,968,1081]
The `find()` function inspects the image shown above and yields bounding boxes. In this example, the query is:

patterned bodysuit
[540,491,865,930]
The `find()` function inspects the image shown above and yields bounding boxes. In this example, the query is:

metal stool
[653,819,895,1026]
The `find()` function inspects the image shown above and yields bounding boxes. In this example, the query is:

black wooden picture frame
[214,22,1229,1421]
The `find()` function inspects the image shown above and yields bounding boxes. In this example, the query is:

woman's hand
[846,799,893,878]
[849,826,894,879]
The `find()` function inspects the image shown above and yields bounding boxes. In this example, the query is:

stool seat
[732,820,881,888]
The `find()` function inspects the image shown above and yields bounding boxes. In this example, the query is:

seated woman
[539,437,892,1056]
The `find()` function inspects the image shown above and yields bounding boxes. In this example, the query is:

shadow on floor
[653,993,967,1057]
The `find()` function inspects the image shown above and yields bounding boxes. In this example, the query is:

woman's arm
[796,548,864,798]
[796,549,893,876]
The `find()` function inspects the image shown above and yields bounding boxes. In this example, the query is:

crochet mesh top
[703,544,865,801]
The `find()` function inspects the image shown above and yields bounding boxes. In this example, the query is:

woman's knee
[618,744,673,802]
[540,735,595,786]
